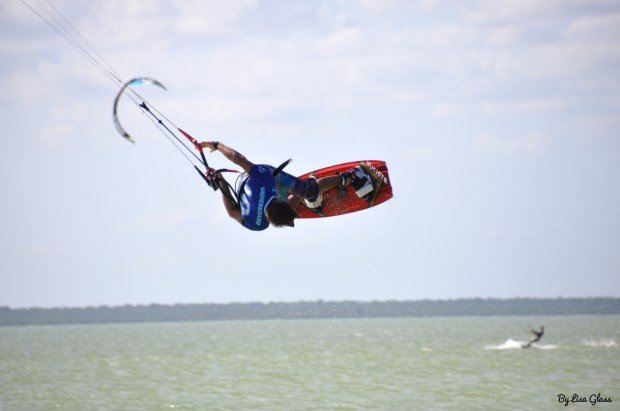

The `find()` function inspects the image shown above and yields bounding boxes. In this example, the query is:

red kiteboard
[295,160,393,218]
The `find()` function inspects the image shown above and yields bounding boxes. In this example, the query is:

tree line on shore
[1,297,618,326]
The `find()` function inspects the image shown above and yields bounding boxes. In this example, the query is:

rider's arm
[217,175,243,224]
[200,141,253,173]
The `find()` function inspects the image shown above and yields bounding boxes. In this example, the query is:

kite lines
[20,0,239,201]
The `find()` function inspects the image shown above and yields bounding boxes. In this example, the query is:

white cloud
[432,103,464,118]
[6,0,620,143]
[458,0,563,24]
[4,61,65,105]
[480,98,566,116]
[85,0,258,45]
[316,27,364,55]
[485,25,520,46]
[565,13,620,41]
[491,41,619,82]
[506,133,550,153]
[173,0,258,36]
[3,52,107,107]
[0,0,42,20]
[35,101,102,146]
[359,0,394,13]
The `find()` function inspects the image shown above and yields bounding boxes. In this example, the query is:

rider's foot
[304,176,324,213]
[304,192,323,214]
[340,166,374,198]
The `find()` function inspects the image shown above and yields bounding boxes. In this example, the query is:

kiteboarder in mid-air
[108,76,391,230]
[199,141,375,231]
[22,0,394,234]
[522,325,544,349]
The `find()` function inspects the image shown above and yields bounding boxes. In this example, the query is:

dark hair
[266,200,298,228]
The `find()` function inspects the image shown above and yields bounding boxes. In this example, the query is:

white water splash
[485,339,525,350]
[583,339,617,348]
[485,339,558,350]
[533,344,559,350]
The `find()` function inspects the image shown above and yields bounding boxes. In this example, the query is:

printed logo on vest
[256,186,266,226]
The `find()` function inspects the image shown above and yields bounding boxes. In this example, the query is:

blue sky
[1,0,619,308]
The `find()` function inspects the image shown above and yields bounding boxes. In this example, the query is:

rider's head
[265,200,297,228]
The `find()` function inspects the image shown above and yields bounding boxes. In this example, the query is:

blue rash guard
[236,164,317,231]
[238,165,277,231]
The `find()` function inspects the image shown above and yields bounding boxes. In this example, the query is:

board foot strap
[359,163,383,207]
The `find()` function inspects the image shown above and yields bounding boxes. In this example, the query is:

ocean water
[0,316,618,410]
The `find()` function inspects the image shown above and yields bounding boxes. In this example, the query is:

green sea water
[1,316,618,410]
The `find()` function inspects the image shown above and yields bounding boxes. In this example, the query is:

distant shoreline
[1,297,619,326]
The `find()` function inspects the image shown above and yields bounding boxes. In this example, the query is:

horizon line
[3,295,619,311]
